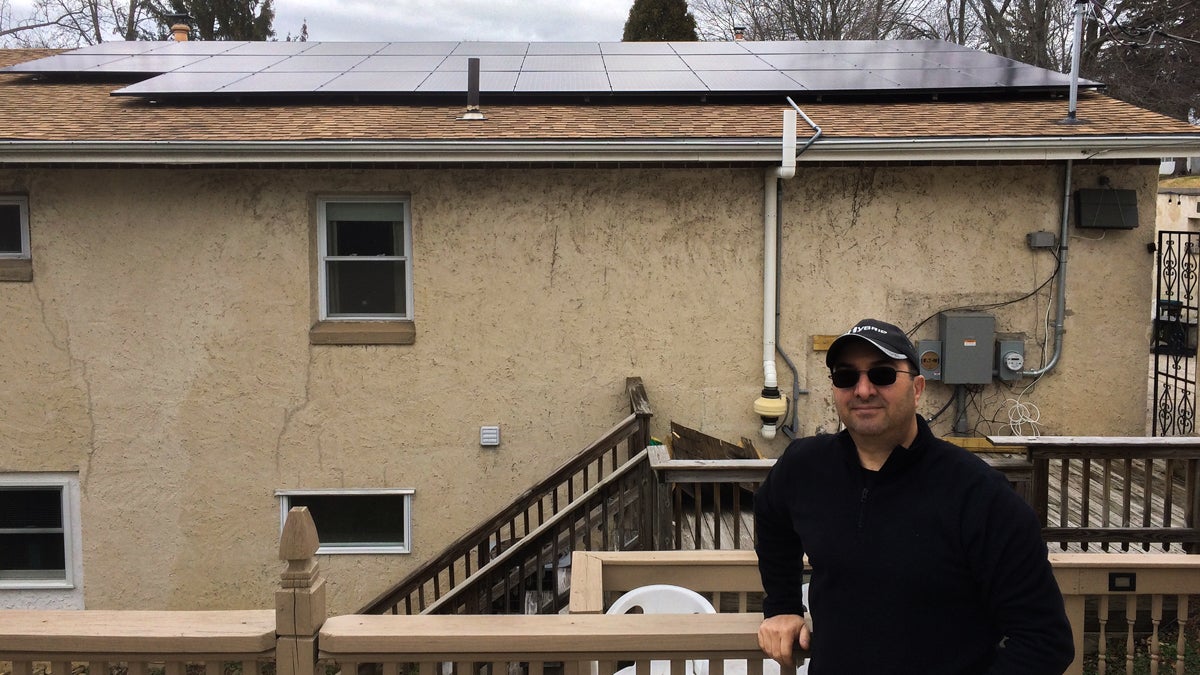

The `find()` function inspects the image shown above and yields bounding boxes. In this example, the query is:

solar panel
[526,42,602,55]
[174,55,288,72]
[608,70,706,91]
[377,42,458,56]
[599,42,678,55]
[514,71,610,93]
[783,69,902,90]
[150,41,244,55]
[352,55,448,72]
[436,55,526,71]
[220,71,339,92]
[450,42,529,56]
[263,55,368,72]
[602,55,689,71]
[417,70,518,93]
[695,70,801,91]
[522,55,605,72]
[116,71,251,94]
[680,54,774,71]
[225,42,314,55]
[302,42,389,56]
[81,53,211,73]
[319,71,428,93]
[0,38,1095,99]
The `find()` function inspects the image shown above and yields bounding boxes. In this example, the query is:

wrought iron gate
[1152,230,1200,436]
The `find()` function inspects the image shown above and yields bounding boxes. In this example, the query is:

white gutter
[1,135,1198,164]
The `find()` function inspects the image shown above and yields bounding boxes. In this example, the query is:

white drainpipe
[754,109,797,440]
[755,102,823,440]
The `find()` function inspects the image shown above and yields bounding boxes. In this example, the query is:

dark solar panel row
[0,39,1093,98]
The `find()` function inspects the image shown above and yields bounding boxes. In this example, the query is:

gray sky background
[5,0,634,42]
[276,1,632,42]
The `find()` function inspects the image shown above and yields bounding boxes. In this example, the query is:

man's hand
[757,614,809,669]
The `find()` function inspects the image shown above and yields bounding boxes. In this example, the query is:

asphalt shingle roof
[0,47,1195,145]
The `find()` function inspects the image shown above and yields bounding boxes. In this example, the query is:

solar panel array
[1,39,1095,98]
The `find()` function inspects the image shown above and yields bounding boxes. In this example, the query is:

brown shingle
[0,48,1195,144]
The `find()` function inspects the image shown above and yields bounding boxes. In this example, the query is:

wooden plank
[989,436,1200,448]
[0,610,276,654]
[811,335,837,352]
[319,613,768,657]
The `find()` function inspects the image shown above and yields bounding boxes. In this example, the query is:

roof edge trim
[0,136,1197,164]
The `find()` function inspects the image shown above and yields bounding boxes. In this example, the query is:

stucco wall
[0,162,1157,613]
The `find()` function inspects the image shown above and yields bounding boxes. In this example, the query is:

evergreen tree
[145,0,274,41]
[623,0,698,41]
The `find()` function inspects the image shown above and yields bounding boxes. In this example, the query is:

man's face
[831,341,925,442]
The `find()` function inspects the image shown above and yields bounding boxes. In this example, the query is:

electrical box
[917,340,942,381]
[1075,189,1138,229]
[939,312,995,384]
[995,334,1026,382]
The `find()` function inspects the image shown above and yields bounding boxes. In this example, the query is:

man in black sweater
[755,318,1074,674]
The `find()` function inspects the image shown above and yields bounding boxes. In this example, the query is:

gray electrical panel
[939,312,995,384]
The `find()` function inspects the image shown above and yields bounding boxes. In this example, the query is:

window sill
[0,258,32,282]
[309,320,415,346]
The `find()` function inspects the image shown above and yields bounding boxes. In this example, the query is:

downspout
[1023,159,1072,377]
[754,100,822,439]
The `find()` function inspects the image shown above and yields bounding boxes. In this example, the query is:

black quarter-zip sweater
[754,416,1074,674]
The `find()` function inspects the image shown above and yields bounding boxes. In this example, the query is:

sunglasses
[830,366,917,389]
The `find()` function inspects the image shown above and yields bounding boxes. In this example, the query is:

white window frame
[0,474,77,590]
[0,195,31,260]
[276,488,414,555]
[317,196,413,321]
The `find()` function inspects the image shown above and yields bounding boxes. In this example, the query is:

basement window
[0,196,32,282]
[0,476,76,588]
[311,196,414,346]
[277,489,414,554]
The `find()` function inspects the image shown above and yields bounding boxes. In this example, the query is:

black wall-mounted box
[1075,188,1138,229]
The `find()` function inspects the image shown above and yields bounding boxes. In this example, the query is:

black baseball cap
[826,318,919,370]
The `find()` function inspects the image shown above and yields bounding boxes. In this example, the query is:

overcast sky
[3,0,634,42]
[268,0,629,42]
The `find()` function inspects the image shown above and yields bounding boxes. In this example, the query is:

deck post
[277,506,325,675]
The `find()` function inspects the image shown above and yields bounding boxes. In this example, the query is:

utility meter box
[939,311,996,384]
[917,340,942,381]
[995,334,1026,382]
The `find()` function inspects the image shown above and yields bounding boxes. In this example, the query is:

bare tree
[0,0,146,46]
[692,0,940,41]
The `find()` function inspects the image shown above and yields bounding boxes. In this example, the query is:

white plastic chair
[594,584,716,675]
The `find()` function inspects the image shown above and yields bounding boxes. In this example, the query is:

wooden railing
[420,447,656,615]
[648,446,770,551]
[318,613,777,675]
[653,436,1200,554]
[6,512,1200,675]
[0,505,323,675]
[360,377,654,615]
[569,550,1200,675]
[989,436,1200,553]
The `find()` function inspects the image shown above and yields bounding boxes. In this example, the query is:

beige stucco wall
[0,161,1157,613]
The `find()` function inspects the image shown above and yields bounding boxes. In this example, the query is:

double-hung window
[0,476,75,588]
[311,197,414,345]
[0,196,32,282]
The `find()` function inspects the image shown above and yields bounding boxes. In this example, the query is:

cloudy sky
[3,0,634,42]
[274,1,632,42]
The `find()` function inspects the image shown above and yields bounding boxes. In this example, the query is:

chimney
[459,57,485,120]
[734,26,746,41]
[165,13,192,41]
